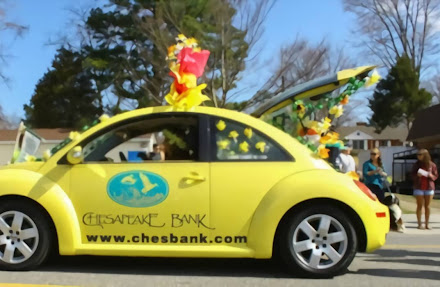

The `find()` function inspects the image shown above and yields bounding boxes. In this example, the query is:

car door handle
[183,172,206,184]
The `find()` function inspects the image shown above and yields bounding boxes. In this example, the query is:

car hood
[0,162,45,172]
[252,65,376,117]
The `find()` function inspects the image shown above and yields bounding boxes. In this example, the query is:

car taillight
[354,180,377,201]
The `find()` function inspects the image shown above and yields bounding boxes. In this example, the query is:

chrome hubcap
[0,211,39,264]
[293,214,348,269]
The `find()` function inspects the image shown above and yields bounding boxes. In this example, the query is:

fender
[247,169,377,258]
[0,169,80,255]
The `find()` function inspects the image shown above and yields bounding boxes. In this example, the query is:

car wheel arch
[273,198,367,257]
[0,194,59,253]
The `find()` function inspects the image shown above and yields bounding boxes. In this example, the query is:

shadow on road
[354,269,440,281]
[41,256,295,278]
[350,248,440,280]
[366,258,440,267]
[374,249,440,258]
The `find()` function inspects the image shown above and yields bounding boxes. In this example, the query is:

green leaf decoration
[163,129,187,149]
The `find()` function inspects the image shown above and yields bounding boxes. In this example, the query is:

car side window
[211,117,291,161]
[82,115,199,163]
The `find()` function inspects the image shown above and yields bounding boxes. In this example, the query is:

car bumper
[364,202,390,253]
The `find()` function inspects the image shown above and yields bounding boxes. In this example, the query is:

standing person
[411,149,438,230]
[363,148,387,202]
[336,144,356,173]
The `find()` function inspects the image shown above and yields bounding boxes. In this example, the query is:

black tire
[0,200,53,271]
[278,205,357,278]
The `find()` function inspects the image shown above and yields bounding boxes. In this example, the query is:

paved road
[0,214,439,287]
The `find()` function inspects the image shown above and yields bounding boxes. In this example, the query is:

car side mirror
[67,146,83,165]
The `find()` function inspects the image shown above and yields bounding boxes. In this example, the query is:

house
[0,128,156,165]
[336,123,412,183]
[394,104,440,194]
[407,104,440,149]
[336,123,411,151]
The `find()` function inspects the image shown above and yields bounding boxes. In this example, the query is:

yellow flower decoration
[365,69,381,87]
[99,114,110,122]
[329,105,343,118]
[239,141,249,153]
[244,128,253,139]
[165,83,210,111]
[317,145,330,159]
[43,149,52,161]
[216,120,226,131]
[255,141,266,153]
[228,130,239,140]
[320,131,339,145]
[217,139,230,150]
[176,34,187,42]
[167,45,177,60]
[184,37,198,48]
[346,171,360,181]
[25,155,37,162]
[316,117,332,134]
[69,131,81,141]
[295,102,306,118]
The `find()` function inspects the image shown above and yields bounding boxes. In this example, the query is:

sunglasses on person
[417,153,423,156]
[370,153,377,155]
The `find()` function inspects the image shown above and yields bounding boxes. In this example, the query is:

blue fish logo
[107,171,169,207]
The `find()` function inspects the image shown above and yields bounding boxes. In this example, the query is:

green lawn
[393,193,440,214]
[396,194,440,208]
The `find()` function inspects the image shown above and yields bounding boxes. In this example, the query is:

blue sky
[0,0,359,121]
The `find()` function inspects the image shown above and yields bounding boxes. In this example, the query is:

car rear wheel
[0,201,53,270]
[279,205,357,278]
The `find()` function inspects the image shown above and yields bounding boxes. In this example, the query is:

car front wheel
[0,201,53,270]
[279,205,358,278]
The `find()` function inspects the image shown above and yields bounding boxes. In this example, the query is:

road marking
[383,244,440,249]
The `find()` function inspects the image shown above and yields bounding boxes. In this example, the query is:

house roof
[336,125,408,142]
[0,128,71,142]
[407,104,440,141]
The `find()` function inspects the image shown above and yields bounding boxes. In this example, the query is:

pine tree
[24,48,103,128]
[81,0,249,111]
[369,55,432,132]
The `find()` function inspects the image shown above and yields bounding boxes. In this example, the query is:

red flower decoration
[169,71,189,94]
[178,47,210,77]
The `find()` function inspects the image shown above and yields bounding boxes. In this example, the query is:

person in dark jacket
[411,149,438,230]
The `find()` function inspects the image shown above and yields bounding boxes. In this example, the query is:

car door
[208,116,298,246]
[68,113,213,248]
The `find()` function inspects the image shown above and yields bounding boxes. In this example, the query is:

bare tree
[421,74,440,104]
[206,0,277,107]
[0,0,27,81]
[248,37,355,107]
[258,38,329,95]
[343,0,440,73]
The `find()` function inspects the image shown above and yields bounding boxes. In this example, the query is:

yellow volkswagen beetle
[0,66,389,277]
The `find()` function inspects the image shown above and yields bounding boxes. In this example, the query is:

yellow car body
[0,66,389,276]
[0,106,388,254]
